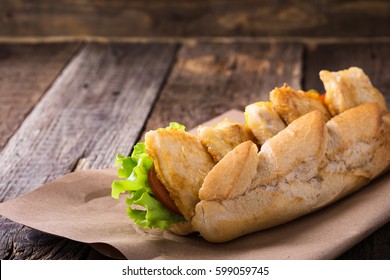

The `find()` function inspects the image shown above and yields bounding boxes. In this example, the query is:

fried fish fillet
[270,84,331,124]
[319,67,388,116]
[198,120,256,162]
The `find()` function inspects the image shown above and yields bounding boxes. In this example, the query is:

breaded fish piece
[320,67,388,116]
[198,119,256,162]
[245,102,286,145]
[145,128,215,219]
[270,84,331,124]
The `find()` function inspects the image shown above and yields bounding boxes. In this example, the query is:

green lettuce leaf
[167,122,186,131]
[111,127,185,230]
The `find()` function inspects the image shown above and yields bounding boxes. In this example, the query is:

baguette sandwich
[112,67,390,242]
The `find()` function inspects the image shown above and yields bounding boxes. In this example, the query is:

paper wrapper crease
[0,110,390,259]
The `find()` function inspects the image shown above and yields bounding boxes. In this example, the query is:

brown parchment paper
[0,110,390,260]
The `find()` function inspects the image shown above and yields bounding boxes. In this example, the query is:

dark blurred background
[1,0,389,39]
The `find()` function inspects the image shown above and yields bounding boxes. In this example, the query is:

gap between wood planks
[0,43,179,202]
[0,43,82,151]
[72,44,181,172]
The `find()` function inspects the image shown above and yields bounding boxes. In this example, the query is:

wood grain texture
[0,42,177,201]
[0,217,107,259]
[145,42,303,132]
[0,42,177,259]
[0,43,79,150]
[1,0,389,38]
[304,42,390,259]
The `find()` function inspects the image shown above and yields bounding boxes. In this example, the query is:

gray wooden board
[0,43,80,150]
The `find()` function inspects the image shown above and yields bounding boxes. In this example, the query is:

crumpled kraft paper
[0,110,389,259]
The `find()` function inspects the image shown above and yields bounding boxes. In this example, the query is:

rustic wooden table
[0,40,389,259]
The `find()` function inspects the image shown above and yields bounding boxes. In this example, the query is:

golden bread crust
[199,141,258,200]
[192,104,390,242]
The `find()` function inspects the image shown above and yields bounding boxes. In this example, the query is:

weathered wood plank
[0,218,104,259]
[0,42,177,259]
[1,0,389,38]
[0,42,177,201]
[304,42,390,259]
[0,43,79,150]
[145,42,303,131]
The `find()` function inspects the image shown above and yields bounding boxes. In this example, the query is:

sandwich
[112,67,390,242]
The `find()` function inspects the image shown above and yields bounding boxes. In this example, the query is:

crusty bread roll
[191,103,390,242]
